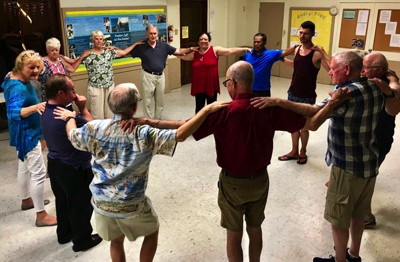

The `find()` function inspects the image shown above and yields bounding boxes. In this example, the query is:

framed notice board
[61,7,168,61]
[339,9,370,49]
[373,9,400,52]
[289,8,334,54]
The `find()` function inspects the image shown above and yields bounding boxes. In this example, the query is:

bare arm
[74,94,93,122]
[67,49,90,72]
[213,46,251,57]
[304,88,352,131]
[281,45,298,58]
[173,47,196,56]
[20,102,46,118]
[175,101,229,141]
[250,97,320,117]
[371,70,400,115]
[312,45,331,71]
[115,40,145,57]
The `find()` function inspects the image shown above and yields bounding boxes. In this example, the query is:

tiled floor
[0,76,399,262]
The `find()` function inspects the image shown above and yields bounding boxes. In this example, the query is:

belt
[221,168,267,179]
[143,68,163,76]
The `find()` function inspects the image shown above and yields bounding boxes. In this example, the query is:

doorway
[179,0,208,85]
[259,2,284,76]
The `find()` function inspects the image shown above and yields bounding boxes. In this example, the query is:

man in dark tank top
[278,21,330,165]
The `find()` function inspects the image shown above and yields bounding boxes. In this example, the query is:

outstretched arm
[312,45,331,71]
[251,97,319,117]
[214,46,251,56]
[67,49,90,72]
[281,45,298,58]
[115,40,145,58]
[304,87,351,131]
[371,70,400,116]
[176,101,229,141]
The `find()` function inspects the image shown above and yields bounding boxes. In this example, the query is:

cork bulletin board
[373,9,400,52]
[339,9,370,49]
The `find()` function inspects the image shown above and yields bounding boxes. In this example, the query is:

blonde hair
[45,37,61,50]
[91,30,104,42]
[12,50,43,74]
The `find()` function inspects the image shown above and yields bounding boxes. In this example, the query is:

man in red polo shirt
[192,61,306,262]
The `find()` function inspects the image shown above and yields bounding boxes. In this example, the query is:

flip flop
[278,154,298,161]
[297,155,308,165]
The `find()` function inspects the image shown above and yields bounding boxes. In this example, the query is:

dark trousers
[195,92,217,113]
[253,90,271,97]
[48,157,94,245]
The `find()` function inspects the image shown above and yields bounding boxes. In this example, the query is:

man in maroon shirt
[192,61,306,262]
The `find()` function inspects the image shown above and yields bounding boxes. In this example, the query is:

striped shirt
[69,115,177,218]
[317,78,384,178]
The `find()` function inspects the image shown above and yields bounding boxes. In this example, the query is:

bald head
[107,83,140,118]
[227,61,254,91]
[362,53,388,79]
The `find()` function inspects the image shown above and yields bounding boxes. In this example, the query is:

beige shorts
[218,169,269,232]
[324,166,376,228]
[95,209,159,241]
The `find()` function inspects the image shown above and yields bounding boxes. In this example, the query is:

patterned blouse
[38,57,68,101]
[83,49,117,89]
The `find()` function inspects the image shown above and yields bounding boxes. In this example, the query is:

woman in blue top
[2,50,57,227]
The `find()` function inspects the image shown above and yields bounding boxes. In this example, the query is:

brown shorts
[217,169,269,232]
[324,166,376,228]
[95,209,159,241]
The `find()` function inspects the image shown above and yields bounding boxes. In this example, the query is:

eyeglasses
[223,78,236,87]
[362,66,382,70]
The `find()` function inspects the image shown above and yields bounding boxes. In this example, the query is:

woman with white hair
[38,37,86,101]
[82,30,142,119]
[1,50,57,227]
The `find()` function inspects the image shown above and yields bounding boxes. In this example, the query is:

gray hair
[227,61,254,88]
[45,37,61,50]
[108,83,140,117]
[91,30,104,42]
[333,51,363,71]
[146,24,158,32]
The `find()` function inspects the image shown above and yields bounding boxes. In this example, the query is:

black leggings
[195,92,218,113]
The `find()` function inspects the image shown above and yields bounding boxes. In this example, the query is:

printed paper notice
[356,23,367,36]
[290,27,298,36]
[379,10,391,23]
[357,10,369,23]
[182,26,189,39]
[385,22,397,35]
[390,34,400,47]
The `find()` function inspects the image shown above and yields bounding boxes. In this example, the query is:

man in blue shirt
[243,32,296,97]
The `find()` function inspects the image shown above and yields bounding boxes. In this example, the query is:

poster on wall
[289,9,334,54]
[64,8,167,58]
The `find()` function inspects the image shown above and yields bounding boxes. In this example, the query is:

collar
[233,93,253,100]
[253,47,266,55]
[335,77,365,89]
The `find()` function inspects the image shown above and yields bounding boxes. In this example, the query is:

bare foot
[36,211,57,227]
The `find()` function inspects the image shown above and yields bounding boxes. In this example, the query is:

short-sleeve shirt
[130,40,176,72]
[243,48,283,92]
[2,76,42,160]
[193,93,306,176]
[41,103,92,169]
[69,115,177,218]
[317,78,384,178]
[83,49,117,88]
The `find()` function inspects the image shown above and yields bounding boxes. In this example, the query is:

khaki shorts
[95,209,159,241]
[324,166,376,228]
[218,169,269,232]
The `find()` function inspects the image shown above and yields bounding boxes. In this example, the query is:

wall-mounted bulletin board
[339,9,370,49]
[289,8,334,54]
[373,9,400,52]
[61,7,168,60]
